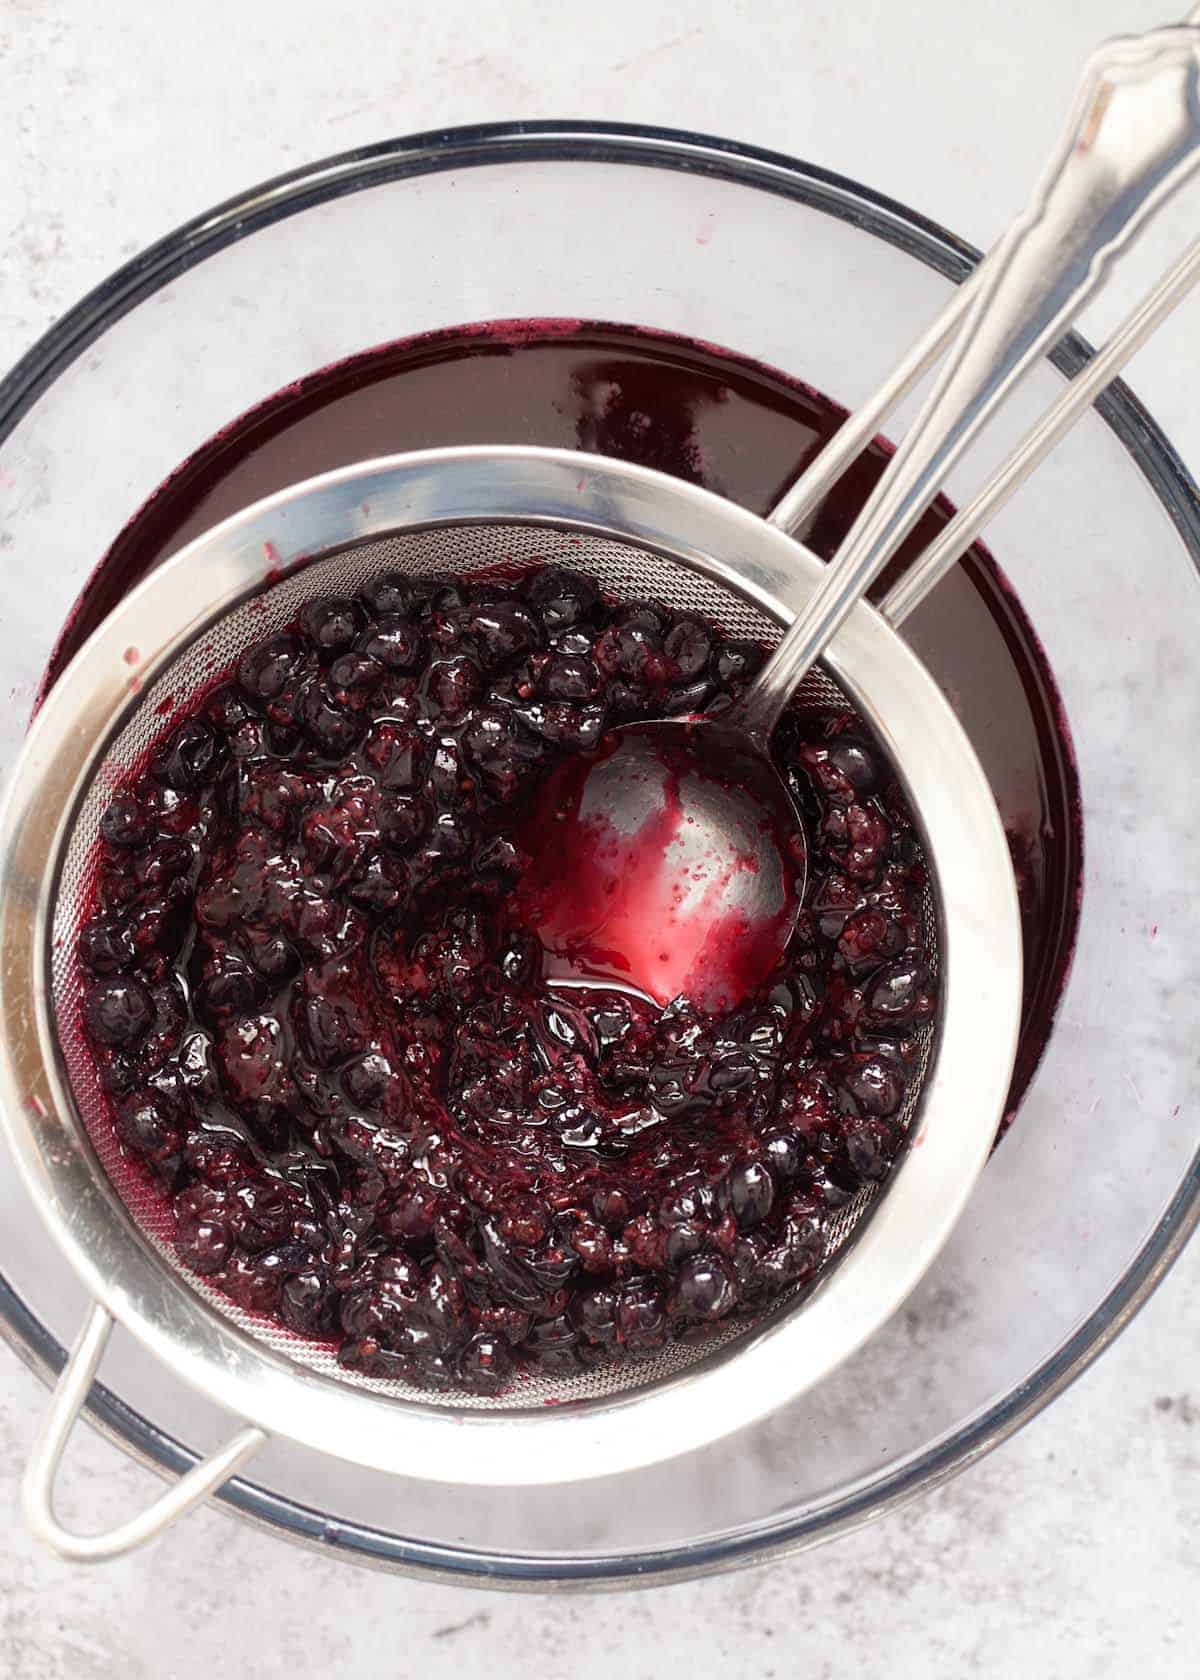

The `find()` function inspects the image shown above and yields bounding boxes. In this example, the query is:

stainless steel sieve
[0,445,1023,1553]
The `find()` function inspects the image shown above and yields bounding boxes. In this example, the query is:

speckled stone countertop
[0,1,1196,1673]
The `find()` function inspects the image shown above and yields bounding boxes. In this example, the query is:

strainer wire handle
[879,234,1200,626]
[772,230,1200,627]
[23,1300,268,1563]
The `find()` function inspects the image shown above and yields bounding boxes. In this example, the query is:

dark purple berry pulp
[79,560,935,1393]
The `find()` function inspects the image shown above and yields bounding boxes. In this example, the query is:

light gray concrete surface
[0,1,1197,1673]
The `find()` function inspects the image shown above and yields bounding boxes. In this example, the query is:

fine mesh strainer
[3,16,1199,1562]
[0,447,1022,1555]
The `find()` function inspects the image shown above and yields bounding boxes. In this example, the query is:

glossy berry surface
[78,565,936,1395]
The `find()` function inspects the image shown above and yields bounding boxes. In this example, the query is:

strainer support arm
[23,1301,266,1562]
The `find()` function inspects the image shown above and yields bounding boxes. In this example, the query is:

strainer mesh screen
[52,523,938,1411]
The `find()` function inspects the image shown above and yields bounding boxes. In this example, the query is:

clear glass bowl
[0,123,1196,1586]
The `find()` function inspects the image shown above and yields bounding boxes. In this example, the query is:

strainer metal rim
[0,445,1022,1486]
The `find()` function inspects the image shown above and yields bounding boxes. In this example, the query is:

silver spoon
[521,20,1200,1012]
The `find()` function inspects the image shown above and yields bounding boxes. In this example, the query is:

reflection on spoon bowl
[517,719,807,1013]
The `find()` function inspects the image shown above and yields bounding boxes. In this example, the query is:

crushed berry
[78,566,936,1395]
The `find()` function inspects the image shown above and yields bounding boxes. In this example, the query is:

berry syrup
[47,320,1080,1116]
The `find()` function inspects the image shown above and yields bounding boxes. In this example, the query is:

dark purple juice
[47,320,1080,1119]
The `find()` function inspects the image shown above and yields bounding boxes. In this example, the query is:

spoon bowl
[517,717,806,1012]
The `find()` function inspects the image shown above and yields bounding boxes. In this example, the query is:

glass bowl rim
[0,118,1197,1588]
